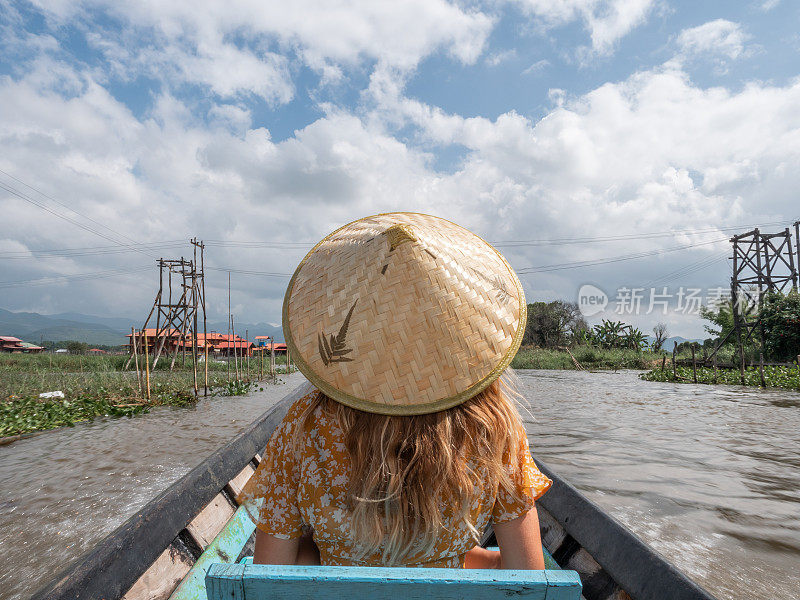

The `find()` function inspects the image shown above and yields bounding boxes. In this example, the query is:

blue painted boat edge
[242,563,551,584]
[169,506,256,600]
[184,523,566,598]
[544,570,583,600]
[205,564,581,599]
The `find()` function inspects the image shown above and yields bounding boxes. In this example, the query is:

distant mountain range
[0,308,285,346]
[648,335,706,349]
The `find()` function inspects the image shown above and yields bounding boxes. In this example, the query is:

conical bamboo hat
[283,212,526,415]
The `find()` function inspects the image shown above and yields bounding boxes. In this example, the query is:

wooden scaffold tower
[707,224,799,382]
[127,238,208,396]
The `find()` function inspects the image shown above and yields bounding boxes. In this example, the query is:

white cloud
[28,0,494,101]
[513,0,656,57]
[523,59,550,75]
[676,19,751,61]
[3,13,800,337]
[363,61,800,330]
[486,49,517,66]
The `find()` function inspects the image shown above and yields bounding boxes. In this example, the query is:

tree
[652,322,669,351]
[760,290,800,360]
[700,295,757,343]
[65,341,89,355]
[524,301,587,348]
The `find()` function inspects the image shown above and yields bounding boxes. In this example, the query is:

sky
[1,0,799,339]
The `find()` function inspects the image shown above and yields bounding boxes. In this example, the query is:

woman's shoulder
[269,385,321,442]
[285,386,321,419]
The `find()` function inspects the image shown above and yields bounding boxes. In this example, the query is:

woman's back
[242,213,549,568]
[240,385,551,567]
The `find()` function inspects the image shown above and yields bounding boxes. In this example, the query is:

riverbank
[641,363,800,389]
[0,353,292,438]
[511,345,658,370]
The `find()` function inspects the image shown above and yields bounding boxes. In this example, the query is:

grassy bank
[641,364,800,390]
[511,346,658,370]
[0,353,292,438]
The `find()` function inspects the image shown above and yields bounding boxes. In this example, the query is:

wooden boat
[30,383,718,600]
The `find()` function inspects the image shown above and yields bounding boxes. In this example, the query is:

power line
[0,265,152,289]
[516,238,727,274]
[205,266,292,277]
[203,219,794,249]
[0,175,158,259]
[493,220,790,247]
[0,241,187,259]
[0,168,154,251]
[642,252,729,289]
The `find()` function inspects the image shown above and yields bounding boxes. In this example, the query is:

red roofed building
[216,340,255,357]
[127,329,254,357]
[253,336,287,354]
[0,336,45,353]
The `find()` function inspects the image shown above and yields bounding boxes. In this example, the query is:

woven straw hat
[283,212,526,415]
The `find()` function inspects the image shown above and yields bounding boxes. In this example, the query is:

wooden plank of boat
[29,380,719,600]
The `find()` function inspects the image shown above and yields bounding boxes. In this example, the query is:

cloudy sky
[1,0,799,338]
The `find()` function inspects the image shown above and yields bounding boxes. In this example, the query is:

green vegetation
[511,345,659,370]
[514,302,658,370]
[641,291,800,389]
[697,290,800,362]
[641,364,800,390]
[579,319,650,350]
[523,301,588,347]
[761,291,800,361]
[0,353,292,439]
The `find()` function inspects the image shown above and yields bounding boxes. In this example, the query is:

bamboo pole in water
[227,273,231,382]
[691,344,697,384]
[131,327,141,395]
[671,342,677,380]
[233,318,239,380]
[712,353,718,384]
[660,355,666,374]
[144,330,151,400]
[201,241,208,397]
[759,351,766,387]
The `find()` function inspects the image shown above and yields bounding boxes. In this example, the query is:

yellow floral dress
[238,388,552,567]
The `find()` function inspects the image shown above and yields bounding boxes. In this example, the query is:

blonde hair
[297,373,528,565]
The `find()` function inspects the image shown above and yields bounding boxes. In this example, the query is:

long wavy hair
[297,372,528,565]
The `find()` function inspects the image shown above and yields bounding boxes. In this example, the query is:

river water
[518,370,800,600]
[1,370,798,599]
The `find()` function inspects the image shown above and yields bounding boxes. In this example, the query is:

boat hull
[30,382,717,600]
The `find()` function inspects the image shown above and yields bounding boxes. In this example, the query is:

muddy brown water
[1,370,798,599]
